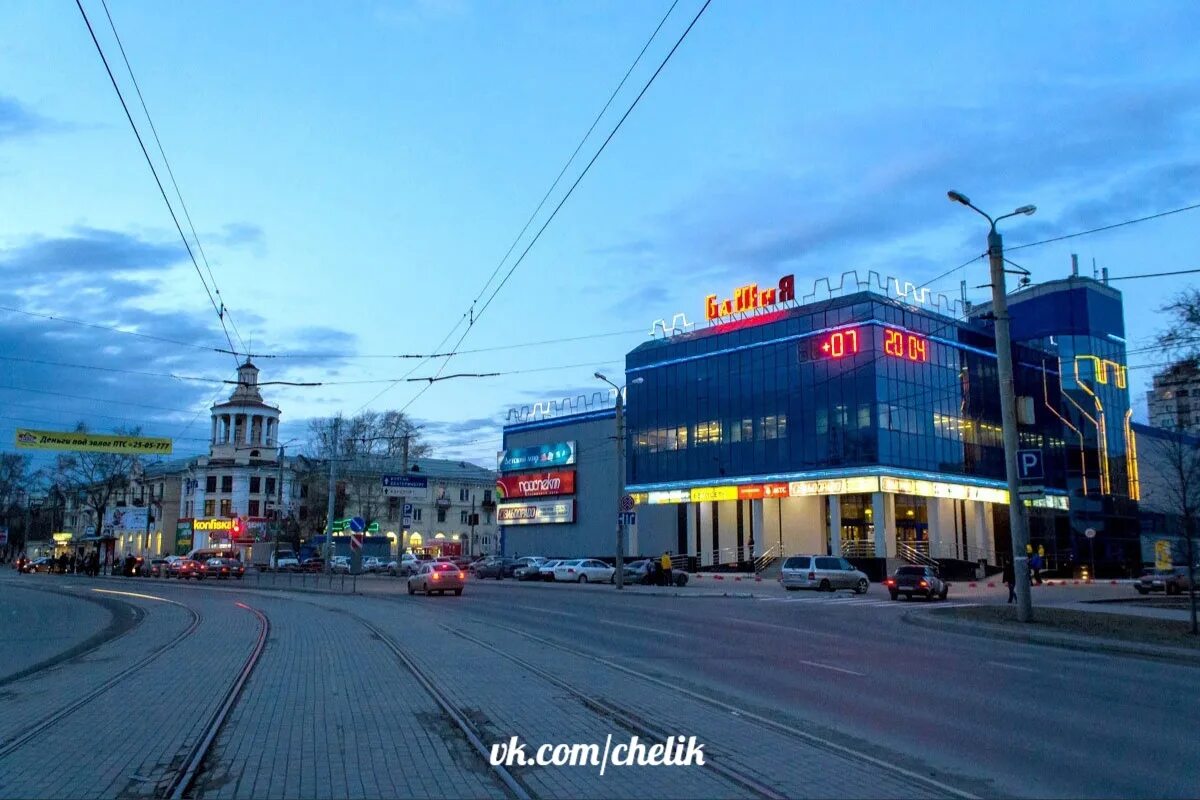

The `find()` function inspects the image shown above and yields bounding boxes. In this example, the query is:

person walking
[1003,559,1016,604]
[1030,552,1043,585]
[660,551,673,587]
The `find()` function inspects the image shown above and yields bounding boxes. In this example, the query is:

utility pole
[614,389,626,589]
[949,190,1037,622]
[469,497,477,557]
[399,433,409,560]
[324,416,339,571]
[275,443,285,564]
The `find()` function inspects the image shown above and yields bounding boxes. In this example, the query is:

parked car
[1136,566,1199,595]
[513,557,547,580]
[474,557,517,580]
[146,558,170,577]
[206,558,246,580]
[622,559,652,584]
[388,554,420,577]
[407,561,466,596]
[468,557,490,574]
[537,560,563,581]
[885,565,948,601]
[22,557,54,574]
[553,559,616,583]
[331,556,351,574]
[780,555,869,593]
[362,556,384,574]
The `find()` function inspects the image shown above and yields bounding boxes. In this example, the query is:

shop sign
[646,490,689,505]
[497,499,575,526]
[879,476,1008,505]
[705,274,796,323]
[194,518,236,532]
[690,485,739,502]
[788,476,881,496]
[104,507,148,533]
[52,532,73,543]
[1154,539,1172,570]
[14,427,172,454]
[496,470,576,500]
[498,441,576,471]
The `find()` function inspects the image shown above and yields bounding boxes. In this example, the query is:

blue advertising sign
[499,441,576,472]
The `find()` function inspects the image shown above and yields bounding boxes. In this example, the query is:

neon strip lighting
[1042,360,1087,496]
[1073,357,1111,495]
[1124,408,1140,501]
[627,464,1017,494]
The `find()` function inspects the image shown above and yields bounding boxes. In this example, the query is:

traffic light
[231,517,244,539]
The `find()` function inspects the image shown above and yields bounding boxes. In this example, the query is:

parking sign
[1017,449,1043,481]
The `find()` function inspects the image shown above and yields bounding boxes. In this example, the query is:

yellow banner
[14,428,173,455]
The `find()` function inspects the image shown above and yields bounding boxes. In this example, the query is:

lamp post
[595,372,644,590]
[948,190,1037,623]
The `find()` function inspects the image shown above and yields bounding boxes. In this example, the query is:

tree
[1139,426,1200,634]
[304,411,429,531]
[55,424,144,565]
[0,453,32,552]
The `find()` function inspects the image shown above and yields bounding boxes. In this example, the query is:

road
[0,570,1194,799]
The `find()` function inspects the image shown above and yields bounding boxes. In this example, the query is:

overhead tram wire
[355,0,699,415]
[397,0,715,416]
[98,0,248,354]
[0,303,234,355]
[74,0,243,367]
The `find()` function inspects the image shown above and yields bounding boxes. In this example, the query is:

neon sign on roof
[705,274,796,323]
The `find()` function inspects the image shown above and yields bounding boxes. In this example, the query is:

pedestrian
[660,551,673,587]
[1030,552,1043,585]
[89,551,99,577]
[1003,560,1016,604]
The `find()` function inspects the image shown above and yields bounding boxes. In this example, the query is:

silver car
[780,555,869,593]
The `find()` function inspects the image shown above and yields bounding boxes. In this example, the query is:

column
[970,500,989,562]
[211,417,218,444]
[750,499,765,558]
[685,502,698,559]
[223,415,232,443]
[828,495,842,556]
[927,498,944,559]
[872,492,897,558]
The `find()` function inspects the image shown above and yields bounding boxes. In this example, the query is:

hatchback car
[553,559,616,583]
[407,561,465,596]
[146,558,170,578]
[780,555,869,593]
[22,557,55,573]
[885,565,948,600]
[206,558,246,580]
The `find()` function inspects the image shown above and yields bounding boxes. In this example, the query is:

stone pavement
[0,579,114,682]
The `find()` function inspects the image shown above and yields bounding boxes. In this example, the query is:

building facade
[1146,360,1200,435]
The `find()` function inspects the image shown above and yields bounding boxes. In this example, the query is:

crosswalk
[754,593,979,611]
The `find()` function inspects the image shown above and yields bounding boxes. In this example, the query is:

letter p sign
[1017,449,1043,481]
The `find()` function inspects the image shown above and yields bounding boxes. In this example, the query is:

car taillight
[458,572,465,580]
[919,580,928,587]
[432,572,440,580]
[807,572,816,580]
[884,579,895,586]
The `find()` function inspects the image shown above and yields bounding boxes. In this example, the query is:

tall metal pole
[987,227,1033,621]
[324,417,339,571]
[615,390,625,590]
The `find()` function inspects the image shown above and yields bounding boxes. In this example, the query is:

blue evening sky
[2,1,1198,464]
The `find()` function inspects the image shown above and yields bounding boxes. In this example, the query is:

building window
[265,478,276,496]
[249,500,260,517]
[460,510,469,524]
[387,497,399,521]
[206,476,217,493]
[459,488,470,502]
[694,421,721,445]
[437,508,446,523]
[221,476,233,493]
[250,477,261,494]
[220,499,232,517]
[203,500,215,517]
[300,484,308,498]
[412,508,423,522]
[483,489,492,503]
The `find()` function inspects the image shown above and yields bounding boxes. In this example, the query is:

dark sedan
[885,565,949,601]
[206,558,246,579]
[22,557,55,574]
[474,557,517,579]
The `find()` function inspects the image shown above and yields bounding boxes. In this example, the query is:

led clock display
[813,327,930,362]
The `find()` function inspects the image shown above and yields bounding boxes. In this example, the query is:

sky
[1,0,1199,468]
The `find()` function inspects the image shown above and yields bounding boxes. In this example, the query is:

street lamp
[948,189,1037,622]
[595,372,644,590]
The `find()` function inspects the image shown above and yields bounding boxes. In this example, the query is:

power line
[74,0,242,367]
[0,303,231,355]
[1104,268,1200,282]
[0,354,225,383]
[0,384,202,415]
[1007,201,1200,252]
[98,0,249,354]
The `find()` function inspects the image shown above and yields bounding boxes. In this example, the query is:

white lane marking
[91,588,174,603]
[798,659,866,676]
[987,661,1037,673]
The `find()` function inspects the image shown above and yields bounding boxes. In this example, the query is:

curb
[904,609,1200,665]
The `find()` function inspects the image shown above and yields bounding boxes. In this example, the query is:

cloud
[0,96,60,141]
[0,227,187,275]
[211,222,265,249]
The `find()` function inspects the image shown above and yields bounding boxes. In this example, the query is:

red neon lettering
[705,294,719,321]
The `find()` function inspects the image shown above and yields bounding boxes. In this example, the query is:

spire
[230,360,263,403]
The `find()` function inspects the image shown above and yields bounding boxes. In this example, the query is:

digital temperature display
[818,329,859,359]
[883,328,929,362]
[814,327,930,363]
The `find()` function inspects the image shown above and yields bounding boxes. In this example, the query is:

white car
[553,559,616,584]
[537,560,563,581]
[331,556,351,574]
[362,556,384,573]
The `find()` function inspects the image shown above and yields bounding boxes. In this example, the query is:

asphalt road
[1,570,1194,799]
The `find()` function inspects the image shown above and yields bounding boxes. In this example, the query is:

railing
[708,546,746,566]
[896,540,939,567]
[753,545,779,574]
[841,539,876,558]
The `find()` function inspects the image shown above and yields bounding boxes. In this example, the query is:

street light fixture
[948,189,1037,622]
[595,372,644,590]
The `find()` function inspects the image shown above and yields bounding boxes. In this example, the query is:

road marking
[987,661,1038,673]
[798,659,865,676]
[91,588,173,603]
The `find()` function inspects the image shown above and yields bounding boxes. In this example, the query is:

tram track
[0,590,202,759]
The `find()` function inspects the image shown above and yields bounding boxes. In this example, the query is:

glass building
[624,270,1132,575]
